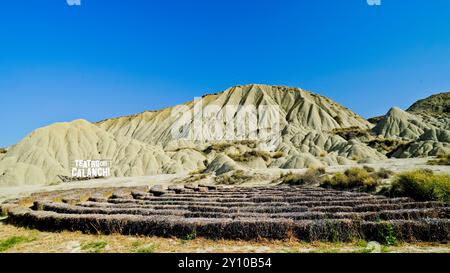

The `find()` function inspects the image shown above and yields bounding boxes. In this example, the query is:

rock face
[371,93,450,158]
[373,107,429,139]
[0,84,447,186]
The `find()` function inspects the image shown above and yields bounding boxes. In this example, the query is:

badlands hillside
[0,85,448,186]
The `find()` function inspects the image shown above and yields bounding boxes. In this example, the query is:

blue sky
[0,0,449,147]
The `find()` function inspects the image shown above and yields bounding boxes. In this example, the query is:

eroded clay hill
[371,92,450,157]
[0,85,448,186]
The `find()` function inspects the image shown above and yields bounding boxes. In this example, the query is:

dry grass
[215,170,252,185]
[0,221,448,253]
[280,167,325,186]
[203,140,259,154]
[321,167,383,192]
[228,150,275,162]
[332,127,371,141]
[368,138,413,155]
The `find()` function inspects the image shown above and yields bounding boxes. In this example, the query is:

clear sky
[0,0,449,147]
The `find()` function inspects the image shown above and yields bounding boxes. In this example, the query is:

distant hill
[407,92,450,117]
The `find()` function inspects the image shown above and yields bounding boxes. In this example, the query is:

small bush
[368,138,412,155]
[363,166,375,173]
[0,148,6,154]
[215,170,252,185]
[381,224,398,246]
[229,150,273,162]
[281,167,325,186]
[428,153,450,166]
[375,168,394,179]
[271,151,285,159]
[321,167,381,192]
[389,169,450,202]
[184,230,197,241]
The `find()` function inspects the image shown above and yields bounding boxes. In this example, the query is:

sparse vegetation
[204,143,233,154]
[271,151,286,159]
[228,150,284,162]
[215,170,252,185]
[280,167,325,186]
[184,230,197,241]
[368,138,412,155]
[0,148,6,154]
[0,236,34,252]
[368,116,384,125]
[321,167,382,192]
[204,140,259,154]
[334,116,343,126]
[389,169,450,202]
[81,241,108,253]
[381,224,398,246]
[332,127,371,141]
[428,153,450,166]
[375,168,394,179]
[135,243,157,253]
[362,165,375,173]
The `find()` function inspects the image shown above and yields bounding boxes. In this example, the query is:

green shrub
[381,224,397,246]
[428,153,450,166]
[321,167,381,192]
[389,169,450,202]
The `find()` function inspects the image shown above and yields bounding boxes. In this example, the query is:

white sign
[72,160,111,178]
